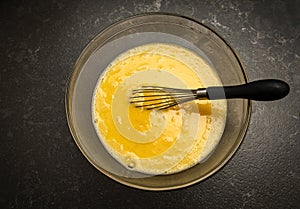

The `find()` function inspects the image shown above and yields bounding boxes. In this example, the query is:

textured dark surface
[1,0,299,208]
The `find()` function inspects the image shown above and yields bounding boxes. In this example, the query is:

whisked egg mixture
[92,43,226,175]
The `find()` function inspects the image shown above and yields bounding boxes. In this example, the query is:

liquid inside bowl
[92,43,227,175]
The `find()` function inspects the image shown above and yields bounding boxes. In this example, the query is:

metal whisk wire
[130,86,198,110]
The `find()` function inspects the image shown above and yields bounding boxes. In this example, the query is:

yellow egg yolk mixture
[92,44,226,174]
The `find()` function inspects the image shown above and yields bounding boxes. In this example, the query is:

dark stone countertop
[1,0,299,208]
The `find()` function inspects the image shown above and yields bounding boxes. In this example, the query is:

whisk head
[129,86,198,110]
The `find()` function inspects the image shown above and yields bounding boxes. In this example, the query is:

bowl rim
[65,12,252,191]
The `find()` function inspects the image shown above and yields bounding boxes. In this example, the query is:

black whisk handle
[206,79,290,101]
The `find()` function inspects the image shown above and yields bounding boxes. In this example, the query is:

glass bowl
[65,13,251,190]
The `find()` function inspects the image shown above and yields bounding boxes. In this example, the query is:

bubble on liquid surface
[127,162,136,169]
[125,157,136,169]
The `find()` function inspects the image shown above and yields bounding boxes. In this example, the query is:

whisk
[130,79,290,110]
